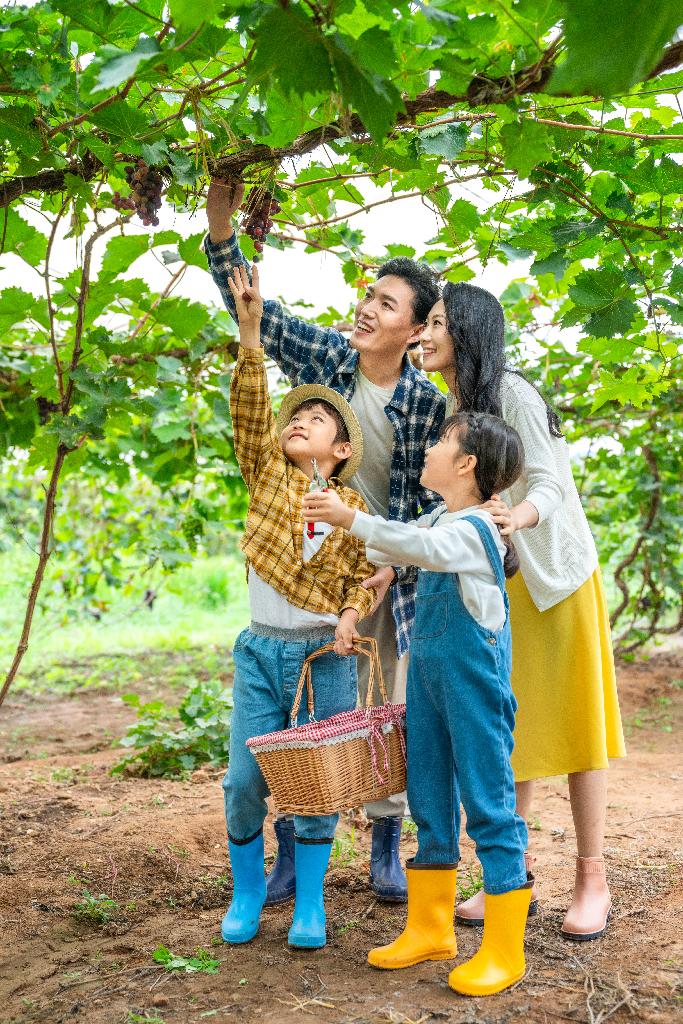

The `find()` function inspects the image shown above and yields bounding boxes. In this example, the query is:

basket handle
[289,635,388,724]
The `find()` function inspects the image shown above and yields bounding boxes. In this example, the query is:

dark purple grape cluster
[112,159,163,226]
[243,190,281,254]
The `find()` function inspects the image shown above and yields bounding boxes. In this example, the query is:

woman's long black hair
[441,282,563,438]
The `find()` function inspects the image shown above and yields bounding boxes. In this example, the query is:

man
[205,178,445,903]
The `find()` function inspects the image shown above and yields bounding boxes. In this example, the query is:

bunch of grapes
[243,189,281,254]
[112,159,164,226]
[181,511,205,554]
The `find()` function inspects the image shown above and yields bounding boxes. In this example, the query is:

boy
[206,178,445,902]
[221,263,377,951]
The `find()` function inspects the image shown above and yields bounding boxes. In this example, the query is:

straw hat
[276,384,364,482]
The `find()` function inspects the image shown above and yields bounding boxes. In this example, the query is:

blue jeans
[406,515,528,895]
[223,627,358,841]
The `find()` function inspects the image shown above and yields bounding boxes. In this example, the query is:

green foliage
[113,678,232,777]
[0,0,681,667]
[457,863,484,902]
[551,1,683,96]
[331,828,360,866]
[73,888,119,924]
[151,945,220,974]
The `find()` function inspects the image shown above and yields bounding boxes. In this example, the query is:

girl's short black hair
[378,257,440,325]
[442,411,525,578]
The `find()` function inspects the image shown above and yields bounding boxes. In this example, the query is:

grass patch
[72,888,119,924]
[0,548,249,686]
[152,945,220,974]
[331,828,360,866]
[457,862,483,902]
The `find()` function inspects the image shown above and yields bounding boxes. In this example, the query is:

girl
[420,283,625,940]
[303,412,533,997]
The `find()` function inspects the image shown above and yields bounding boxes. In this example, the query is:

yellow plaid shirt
[230,347,377,621]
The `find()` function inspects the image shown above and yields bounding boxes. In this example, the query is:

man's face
[349,275,424,358]
[280,403,351,476]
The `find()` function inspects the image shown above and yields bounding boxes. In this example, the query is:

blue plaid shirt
[205,234,446,656]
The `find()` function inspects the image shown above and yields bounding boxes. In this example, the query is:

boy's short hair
[290,398,350,446]
[377,257,440,325]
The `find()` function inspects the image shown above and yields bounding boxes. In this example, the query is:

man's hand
[302,489,356,530]
[334,608,360,657]
[207,177,244,244]
[362,564,396,614]
[226,264,263,343]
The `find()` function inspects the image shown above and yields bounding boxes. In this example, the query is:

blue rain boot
[265,818,296,906]
[288,839,333,949]
[369,817,408,902]
[221,831,267,944]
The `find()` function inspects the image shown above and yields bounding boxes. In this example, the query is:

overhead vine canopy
[1,0,682,696]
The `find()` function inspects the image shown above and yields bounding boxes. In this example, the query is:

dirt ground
[0,647,681,1024]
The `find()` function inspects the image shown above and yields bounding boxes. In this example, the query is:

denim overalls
[406,514,528,895]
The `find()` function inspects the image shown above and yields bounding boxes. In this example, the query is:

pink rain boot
[561,856,611,941]
[455,852,538,927]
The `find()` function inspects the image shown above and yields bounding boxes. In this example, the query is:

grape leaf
[93,37,161,93]
[567,268,638,337]
[251,6,334,97]
[550,0,682,96]
[500,121,552,179]
[416,123,469,159]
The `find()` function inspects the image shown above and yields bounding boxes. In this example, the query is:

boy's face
[349,275,424,359]
[280,402,352,478]
[420,427,472,495]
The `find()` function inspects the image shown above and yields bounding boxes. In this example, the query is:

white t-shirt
[350,505,507,631]
[248,521,338,630]
[348,369,395,517]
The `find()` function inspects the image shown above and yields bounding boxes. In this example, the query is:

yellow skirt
[508,568,626,782]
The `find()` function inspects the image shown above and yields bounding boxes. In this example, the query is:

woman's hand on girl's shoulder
[480,494,515,536]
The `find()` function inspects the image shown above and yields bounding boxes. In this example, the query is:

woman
[419,283,625,940]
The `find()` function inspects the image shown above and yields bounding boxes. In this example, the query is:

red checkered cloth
[247,703,406,786]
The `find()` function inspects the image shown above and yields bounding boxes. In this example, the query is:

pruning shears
[306,458,328,539]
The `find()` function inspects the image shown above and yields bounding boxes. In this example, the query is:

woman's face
[420,299,455,376]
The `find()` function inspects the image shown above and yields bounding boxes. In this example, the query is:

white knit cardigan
[447,371,598,611]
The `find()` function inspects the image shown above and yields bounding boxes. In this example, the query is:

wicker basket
[246,637,406,815]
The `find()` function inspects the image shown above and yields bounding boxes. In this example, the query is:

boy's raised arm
[205,178,347,384]
[227,264,279,494]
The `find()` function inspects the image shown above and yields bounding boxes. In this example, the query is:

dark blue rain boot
[369,817,408,902]
[221,831,267,944]
[265,817,296,906]
[288,838,333,949]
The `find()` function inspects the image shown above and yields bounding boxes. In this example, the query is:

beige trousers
[356,594,409,819]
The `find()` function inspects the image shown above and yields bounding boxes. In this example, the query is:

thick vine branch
[0,217,123,708]
[0,443,68,708]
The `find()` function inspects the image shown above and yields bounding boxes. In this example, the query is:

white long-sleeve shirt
[350,505,506,631]
[447,372,599,611]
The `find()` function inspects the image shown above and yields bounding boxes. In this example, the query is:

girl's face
[420,427,470,495]
[420,299,455,376]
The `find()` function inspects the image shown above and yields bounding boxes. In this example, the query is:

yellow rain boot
[448,884,532,996]
[368,861,458,970]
